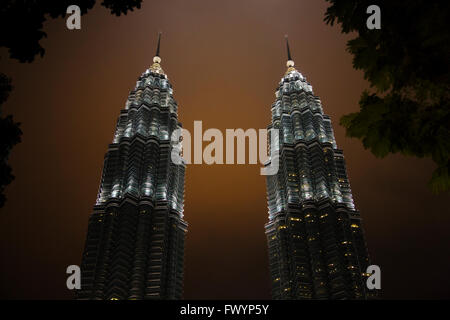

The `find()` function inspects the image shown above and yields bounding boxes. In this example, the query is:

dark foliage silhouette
[325,0,450,193]
[0,73,21,208]
[0,1,143,208]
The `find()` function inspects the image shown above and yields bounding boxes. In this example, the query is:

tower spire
[155,32,161,57]
[285,35,292,61]
[150,32,165,75]
[284,35,296,74]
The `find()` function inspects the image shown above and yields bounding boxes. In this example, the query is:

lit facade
[264,38,371,299]
[78,35,187,300]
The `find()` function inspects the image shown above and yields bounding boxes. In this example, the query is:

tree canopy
[0,73,20,208]
[1,0,142,63]
[324,0,450,193]
[0,1,143,208]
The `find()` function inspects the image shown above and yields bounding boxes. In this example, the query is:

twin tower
[78,35,372,300]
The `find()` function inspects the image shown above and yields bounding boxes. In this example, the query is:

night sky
[1,0,449,299]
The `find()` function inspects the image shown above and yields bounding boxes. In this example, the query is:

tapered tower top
[150,32,164,74]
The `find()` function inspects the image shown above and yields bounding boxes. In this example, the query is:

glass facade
[78,48,187,300]
[265,48,371,299]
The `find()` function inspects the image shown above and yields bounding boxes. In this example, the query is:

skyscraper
[264,37,371,299]
[78,34,187,300]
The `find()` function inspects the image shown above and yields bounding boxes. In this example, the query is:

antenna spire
[284,35,296,74]
[285,35,292,61]
[150,32,165,75]
[156,32,161,57]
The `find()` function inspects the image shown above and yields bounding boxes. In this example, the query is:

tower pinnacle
[156,32,161,57]
[285,34,292,61]
[284,35,296,74]
[150,32,164,74]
